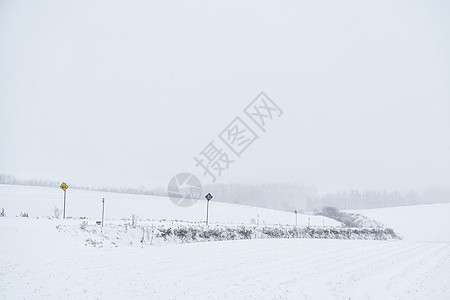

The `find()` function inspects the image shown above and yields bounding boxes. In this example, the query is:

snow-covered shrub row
[350,213,384,228]
[317,206,383,228]
[56,222,400,248]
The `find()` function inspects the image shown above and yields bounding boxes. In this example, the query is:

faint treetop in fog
[1,174,449,211]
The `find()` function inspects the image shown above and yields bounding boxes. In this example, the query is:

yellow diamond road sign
[60,182,68,191]
[294,210,298,214]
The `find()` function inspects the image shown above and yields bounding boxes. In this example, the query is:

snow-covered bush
[80,221,88,230]
[158,227,172,240]
[52,207,62,219]
[237,227,252,239]
[130,214,138,228]
[56,221,400,248]
[317,207,382,228]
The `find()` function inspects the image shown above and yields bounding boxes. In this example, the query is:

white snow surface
[1,184,450,299]
[348,203,450,242]
[0,184,338,226]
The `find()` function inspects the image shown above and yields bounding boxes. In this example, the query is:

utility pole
[102,198,105,227]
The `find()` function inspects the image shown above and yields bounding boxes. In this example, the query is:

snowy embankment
[57,221,399,248]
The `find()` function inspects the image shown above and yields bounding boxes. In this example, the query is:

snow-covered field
[348,204,450,242]
[0,184,338,226]
[1,184,450,299]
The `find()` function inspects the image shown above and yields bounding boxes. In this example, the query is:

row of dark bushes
[59,222,400,248]
[151,225,400,243]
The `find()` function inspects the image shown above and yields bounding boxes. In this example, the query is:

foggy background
[1,0,449,209]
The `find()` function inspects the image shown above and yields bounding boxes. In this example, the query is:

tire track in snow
[326,242,448,298]
[238,242,430,299]
[386,243,450,299]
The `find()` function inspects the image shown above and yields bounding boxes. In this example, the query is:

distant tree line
[0,173,165,197]
[201,184,450,212]
[0,174,60,188]
[1,173,449,211]
[202,183,317,212]
[305,188,450,211]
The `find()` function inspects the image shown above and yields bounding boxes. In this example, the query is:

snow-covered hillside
[0,184,339,226]
[349,203,450,242]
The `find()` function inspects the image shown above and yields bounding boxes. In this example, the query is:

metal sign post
[206,201,209,225]
[63,190,66,219]
[60,182,69,219]
[102,198,105,227]
[294,210,298,226]
[205,193,213,225]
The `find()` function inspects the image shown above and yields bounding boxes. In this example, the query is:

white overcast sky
[1,0,449,192]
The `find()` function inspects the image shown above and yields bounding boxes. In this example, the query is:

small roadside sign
[60,182,68,191]
[205,193,213,225]
[60,182,69,219]
[294,210,297,214]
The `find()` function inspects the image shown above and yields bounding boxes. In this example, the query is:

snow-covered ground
[0,184,338,226]
[1,184,450,299]
[348,204,450,242]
